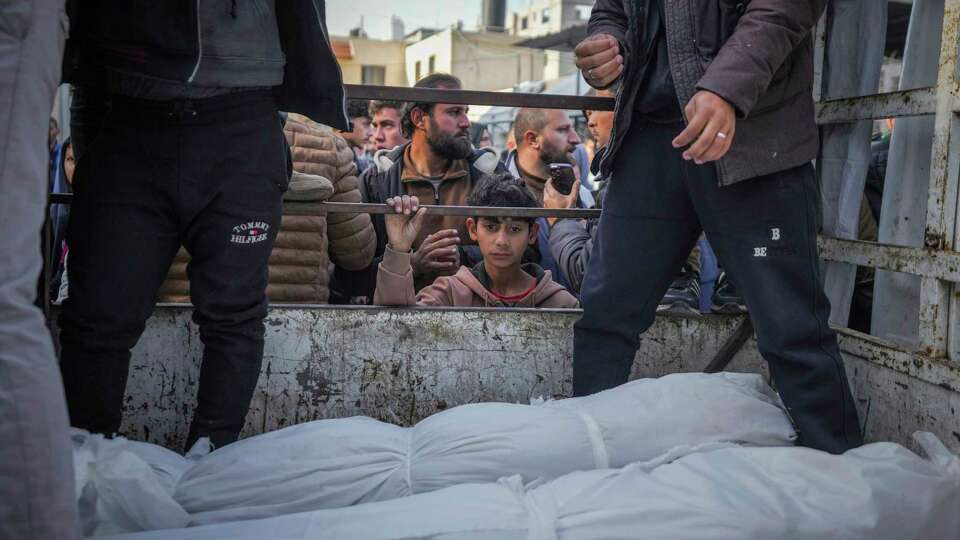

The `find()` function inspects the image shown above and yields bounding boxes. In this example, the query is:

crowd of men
[49,74,748,315]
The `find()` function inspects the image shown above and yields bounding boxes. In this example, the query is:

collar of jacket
[375,142,500,176]
[401,145,469,183]
[467,261,547,307]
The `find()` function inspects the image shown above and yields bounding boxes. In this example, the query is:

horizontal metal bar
[817,236,960,281]
[815,87,937,124]
[835,326,960,393]
[50,194,600,219]
[345,84,615,111]
[287,201,602,219]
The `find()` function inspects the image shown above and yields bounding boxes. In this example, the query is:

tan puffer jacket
[158,114,376,304]
[284,113,376,271]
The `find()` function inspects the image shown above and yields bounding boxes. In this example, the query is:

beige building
[331,36,408,87]
[404,28,547,91]
[509,0,593,38]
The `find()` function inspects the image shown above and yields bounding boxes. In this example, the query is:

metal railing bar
[817,236,960,282]
[287,201,602,219]
[815,87,937,124]
[344,84,616,111]
[49,194,602,219]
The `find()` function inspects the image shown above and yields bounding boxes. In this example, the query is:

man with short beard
[352,73,504,298]
[505,108,593,207]
[503,108,595,291]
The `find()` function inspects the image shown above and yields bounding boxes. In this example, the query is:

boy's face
[467,217,539,269]
[372,108,406,151]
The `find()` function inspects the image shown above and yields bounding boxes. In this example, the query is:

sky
[327,0,531,39]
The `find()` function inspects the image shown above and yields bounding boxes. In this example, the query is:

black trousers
[574,120,863,454]
[59,90,288,449]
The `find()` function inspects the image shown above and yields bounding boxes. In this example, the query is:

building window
[541,8,551,23]
[415,60,422,81]
[428,55,436,75]
[575,5,591,20]
[521,16,528,30]
[361,65,386,85]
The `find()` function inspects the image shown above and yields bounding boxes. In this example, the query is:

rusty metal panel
[836,327,960,392]
[918,0,960,357]
[815,87,938,124]
[844,355,960,455]
[873,0,944,349]
[109,306,960,456]
[115,307,765,450]
[818,236,960,281]
[815,0,886,327]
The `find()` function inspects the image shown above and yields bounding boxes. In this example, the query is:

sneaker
[657,267,701,316]
[711,271,747,314]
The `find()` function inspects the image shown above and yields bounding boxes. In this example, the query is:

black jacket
[589,0,824,185]
[62,0,349,130]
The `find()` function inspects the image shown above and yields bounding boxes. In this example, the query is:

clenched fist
[574,34,624,90]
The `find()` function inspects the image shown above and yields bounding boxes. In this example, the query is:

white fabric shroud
[101,432,960,540]
[74,372,796,534]
[71,430,193,536]
[172,372,795,526]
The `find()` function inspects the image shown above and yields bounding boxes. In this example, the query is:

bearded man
[353,74,505,296]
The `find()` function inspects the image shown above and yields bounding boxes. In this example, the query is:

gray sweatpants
[0,2,79,539]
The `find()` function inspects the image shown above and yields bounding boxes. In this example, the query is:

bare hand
[544,177,581,226]
[412,229,461,278]
[385,195,427,253]
[574,34,624,89]
[672,90,736,165]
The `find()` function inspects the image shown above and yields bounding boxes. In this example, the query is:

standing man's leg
[573,122,701,396]
[0,2,79,538]
[59,95,182,438]
[689,161,863,453]
[179,93,285,449]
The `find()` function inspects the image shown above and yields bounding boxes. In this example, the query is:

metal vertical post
[919,0,960,357]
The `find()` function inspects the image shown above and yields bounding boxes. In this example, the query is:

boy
[374,173,579,308]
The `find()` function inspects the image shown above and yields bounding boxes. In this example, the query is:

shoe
[711,271,747,314]
[657,267,701,316]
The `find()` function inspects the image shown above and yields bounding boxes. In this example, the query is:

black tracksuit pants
[573,119,864,454]
[58,90,288,449]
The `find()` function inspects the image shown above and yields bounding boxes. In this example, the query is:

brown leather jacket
[159,115,376,304]
[590,0,825,185]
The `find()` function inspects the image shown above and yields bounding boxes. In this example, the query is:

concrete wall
[404,29,547,90]
[90,306,958,455]
[405,30,454,84]
[509,0,593,38]
[334,37,407,87]
[451,33,547,90]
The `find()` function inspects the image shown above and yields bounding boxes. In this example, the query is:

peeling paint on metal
[94,306,960,456]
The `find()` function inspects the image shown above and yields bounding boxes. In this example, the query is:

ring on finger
[716,132,727,140]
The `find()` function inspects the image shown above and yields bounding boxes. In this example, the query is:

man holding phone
[504,108,594,290]
[572,0,863,454]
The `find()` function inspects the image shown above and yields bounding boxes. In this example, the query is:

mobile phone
[548,163,576,196]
